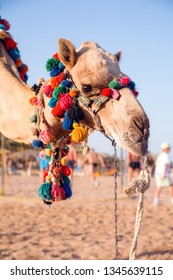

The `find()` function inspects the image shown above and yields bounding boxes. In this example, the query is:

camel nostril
[132,117,149,139]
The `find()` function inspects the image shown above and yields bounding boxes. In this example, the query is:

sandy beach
[0,173,173,260]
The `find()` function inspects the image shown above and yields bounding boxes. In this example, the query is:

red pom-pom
[132,89,139,97]
[4,37,17,50]
[53,53,60,60]
[19,64,28,76]
[51,102,65,117]
[43,85,53,97]
[101,88,112,97]
[51,182,65,201]
[59,93,73,110]
[60,165,71,176]
[0,19,10,30]
[120,76,131,85]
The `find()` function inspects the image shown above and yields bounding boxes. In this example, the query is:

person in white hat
[153,142,173,205]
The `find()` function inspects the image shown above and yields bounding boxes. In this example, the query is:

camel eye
[82,84,92,93]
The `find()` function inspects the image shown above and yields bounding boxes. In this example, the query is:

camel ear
[115,50,121,61]
[58,38,76,70]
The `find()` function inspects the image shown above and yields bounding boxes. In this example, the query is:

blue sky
[1,0,173,157]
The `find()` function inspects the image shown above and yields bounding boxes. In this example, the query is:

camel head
[58,39,149,156]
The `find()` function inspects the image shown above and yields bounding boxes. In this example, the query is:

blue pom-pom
[32,139,43,148]
[38,182,52,200]
[48,97,57,108]
[62,174,70,186]
[128,81,136,90]
[62,183,72,199]
[0,24,6,31]
[61,80,73,88]
[24,74,28,83]
[8,48,20,60]
[62,112,73,130]
[50,66,61,77]
[58,62,65,71]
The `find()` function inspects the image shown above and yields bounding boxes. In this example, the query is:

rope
[123,157,150,260]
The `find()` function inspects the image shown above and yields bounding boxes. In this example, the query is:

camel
[0,19,150,203]
[0,38,149,153]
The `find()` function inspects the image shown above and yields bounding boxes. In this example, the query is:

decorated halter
[0,17,28,83]
[29,50,139,205]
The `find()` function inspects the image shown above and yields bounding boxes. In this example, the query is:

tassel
[120,76,131,86]
[68,105,84,121]
[39,128,55,145]
[43,85,53,97]
[109,80,120,89]
[71,123,88,143]
[60,165,71,176]
[51,102,65,117]
[29,114,37,123]
[51,182,65,201]
[101,88,112,97]
[46,57,59,72]
[61,183,72,199]
[0,19,10,30]
[38,182,52,201]
[62,112,73,130]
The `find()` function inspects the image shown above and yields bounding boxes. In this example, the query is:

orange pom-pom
[50,72,66,89]
[14,58,22,68]
[69,89,78,98]
[29,97,38,106]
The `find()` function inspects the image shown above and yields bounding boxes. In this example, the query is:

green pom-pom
[29,114,37,123]
[53,85,67,99]
[46,58,60,72]
[109,80,120,89]
[38,182,52,201]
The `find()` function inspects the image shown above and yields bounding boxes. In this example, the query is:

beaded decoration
[0,17,28,83]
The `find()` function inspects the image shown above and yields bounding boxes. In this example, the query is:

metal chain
[113,142,119,259]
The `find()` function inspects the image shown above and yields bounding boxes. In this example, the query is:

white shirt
[155,152,171,177]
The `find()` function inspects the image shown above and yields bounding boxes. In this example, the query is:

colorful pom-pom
[4,37,17,51]
[109,80,120,89]
[68,105,84,121]
[62,183,72,199]
[14,58,22,68]
[132,89,139,97]
[51,102,65,117]
[69,89,78,98]
[46,57,59,72]
[38,182,52,201]
[61,165,71,176]
[101,88,112,97]
[29,114,37,123]
[39,128,55,145]
[71,123,88,143]
[32,139,43,148]
[120,76,131,86]
[48,97,57,108]
[51,182,65,201]
[50,66,61,77]
[43,85,53,97]
[0,19,10,30]
[61,157,67,166]
[62,112,73,130]
[61,80,73,88]
[0,23,6,31]
[8,48,20,60]
[128,81,136,90]
[59,93,73,110]
[53,53,59,60]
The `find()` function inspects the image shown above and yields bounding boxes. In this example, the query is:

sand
[0,173,173,260]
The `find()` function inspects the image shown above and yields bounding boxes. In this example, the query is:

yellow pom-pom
[72,123,88,143]
[61,157,67,166]
[45,149,51,157]
[46,175,52,182]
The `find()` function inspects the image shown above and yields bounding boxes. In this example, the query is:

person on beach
[127,152,142,182]
[82,148,105,186]
[37,155,49,183]
[153,142,173,205]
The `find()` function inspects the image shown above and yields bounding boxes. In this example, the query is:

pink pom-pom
[0,19,10,30]
[51,182,65,201]
[39,150,46,160]
[111,89,120,100]
[43,85,53,97]
[120,76,131,85]
[59,93,73,110]
[132,89,139,97]
[39,128,55,145]
[101,88,112,97]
